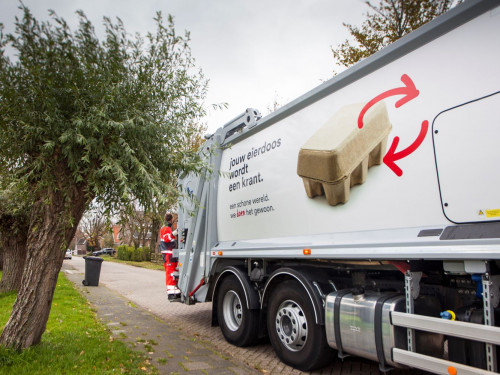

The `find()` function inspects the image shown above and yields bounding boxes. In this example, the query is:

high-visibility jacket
[160,225,175,243]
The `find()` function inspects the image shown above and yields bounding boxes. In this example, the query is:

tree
[117,204,153,248]
[102,232,115,249]
[0,176,30,293]
[79,207,110,253]
[331,0,460,71]
[0,5,207,350]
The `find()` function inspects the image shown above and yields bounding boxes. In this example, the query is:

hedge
[116,245,150,262]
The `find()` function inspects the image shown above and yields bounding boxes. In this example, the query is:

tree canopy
[0,6,207,213]
[331,0,460,71]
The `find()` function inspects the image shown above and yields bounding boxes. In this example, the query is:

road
[63,256,424,375]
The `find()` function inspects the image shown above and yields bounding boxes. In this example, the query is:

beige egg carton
[297,101,392,206]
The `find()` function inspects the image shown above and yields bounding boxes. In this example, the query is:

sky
[0,0,367,133]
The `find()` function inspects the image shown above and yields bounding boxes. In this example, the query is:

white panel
[433,92,500,223]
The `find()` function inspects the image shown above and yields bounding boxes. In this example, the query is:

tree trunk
[0,185,88,350]
[150,217,160,252]
[0,233,27,293]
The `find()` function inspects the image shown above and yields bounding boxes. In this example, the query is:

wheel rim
[222,290,243,331]
[274,299,308,352]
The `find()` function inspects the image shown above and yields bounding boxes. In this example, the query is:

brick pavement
[62,257,427,375]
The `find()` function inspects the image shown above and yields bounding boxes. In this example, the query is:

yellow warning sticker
[486,209,500,218]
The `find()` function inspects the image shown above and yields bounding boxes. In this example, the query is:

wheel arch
[261,267,325,325]
[211,265,260,326]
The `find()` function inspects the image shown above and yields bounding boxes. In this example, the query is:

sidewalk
[62,263,261,375]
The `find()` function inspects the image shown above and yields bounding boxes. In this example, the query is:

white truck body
[174,1,500,373]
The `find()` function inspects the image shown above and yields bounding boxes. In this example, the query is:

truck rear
[174,1,500,373]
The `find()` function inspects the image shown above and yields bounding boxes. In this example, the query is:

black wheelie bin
[82,256,104,286]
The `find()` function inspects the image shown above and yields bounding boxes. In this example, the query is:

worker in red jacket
[160,213,180,300]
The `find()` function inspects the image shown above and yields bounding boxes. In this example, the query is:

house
[112,224,121,246]
[75,238,87,255]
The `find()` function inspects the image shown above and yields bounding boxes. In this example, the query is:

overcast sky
[1,0,367,133]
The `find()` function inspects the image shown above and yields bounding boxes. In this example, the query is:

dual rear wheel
[267,280,334,371]
[217,276,333,371]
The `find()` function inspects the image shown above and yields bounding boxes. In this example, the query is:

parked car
[64,249,72,259]
[92,248,116,256]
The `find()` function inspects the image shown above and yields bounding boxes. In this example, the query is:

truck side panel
[216,4,500,242]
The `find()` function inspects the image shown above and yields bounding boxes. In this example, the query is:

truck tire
[267,280,333,371]
[216,275,259,346]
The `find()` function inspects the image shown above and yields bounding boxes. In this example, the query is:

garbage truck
[172,0,500,373]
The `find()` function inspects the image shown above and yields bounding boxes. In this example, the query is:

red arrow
[383,120,429,177]
[358,74,420,129]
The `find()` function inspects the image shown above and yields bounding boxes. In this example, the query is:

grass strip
[0,271,156,374]
[93,256,164,271]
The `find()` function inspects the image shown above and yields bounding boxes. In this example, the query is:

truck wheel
[267,280,333,371]
[217,275,259,346]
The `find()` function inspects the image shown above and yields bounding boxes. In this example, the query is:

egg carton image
[297,101,392,206]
